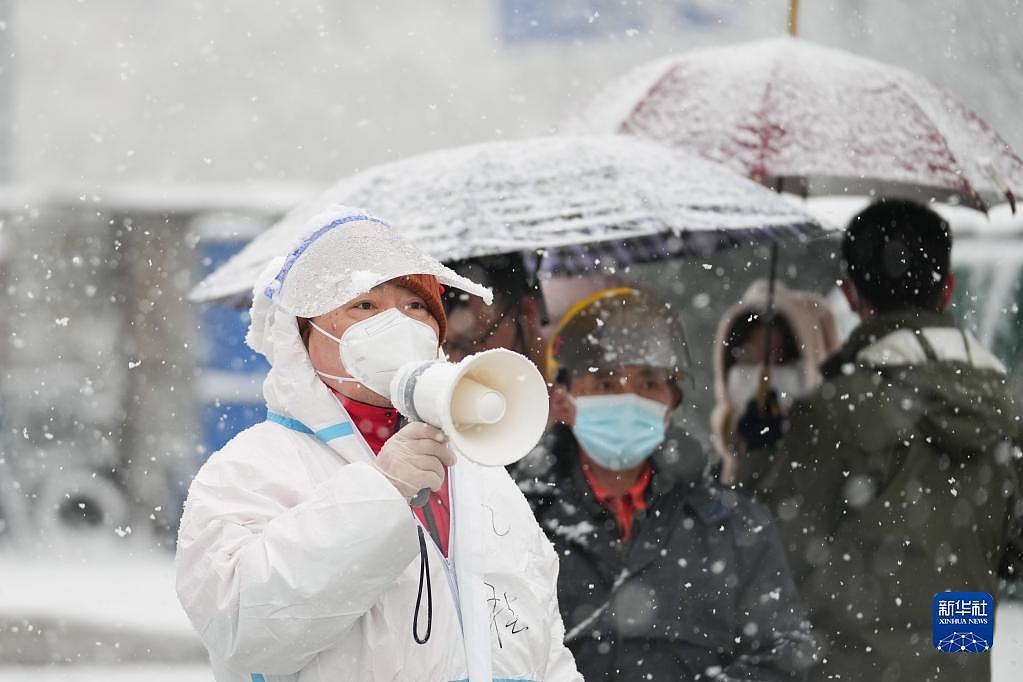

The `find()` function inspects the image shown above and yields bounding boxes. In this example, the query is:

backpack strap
[912,329,940,362]
[959,328,976,365]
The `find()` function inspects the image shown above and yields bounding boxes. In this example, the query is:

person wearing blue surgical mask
[513,287,820,682]
[569,365,676,477]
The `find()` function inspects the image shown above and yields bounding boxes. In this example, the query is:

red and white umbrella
[570,36,1022,211]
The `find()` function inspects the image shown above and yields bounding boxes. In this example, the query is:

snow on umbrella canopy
[189,134,821,306]
[569,36,1023,212]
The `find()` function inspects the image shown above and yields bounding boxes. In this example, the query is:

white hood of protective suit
[176,206,579,682]
[252,206,491,321]
[245,206,492,451]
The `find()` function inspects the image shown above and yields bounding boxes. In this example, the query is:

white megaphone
[389,348,549,505]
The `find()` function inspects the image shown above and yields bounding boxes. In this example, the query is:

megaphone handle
[410,488,431,508]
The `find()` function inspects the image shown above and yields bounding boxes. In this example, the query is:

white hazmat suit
[175,207,582,682]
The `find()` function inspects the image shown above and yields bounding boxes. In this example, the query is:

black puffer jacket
[514,424,819,681]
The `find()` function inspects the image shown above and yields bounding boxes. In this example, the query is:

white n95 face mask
[309,307,440,398]
[725,362,805,412]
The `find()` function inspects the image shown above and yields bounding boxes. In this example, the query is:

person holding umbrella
[757,198,1023,681]
[710,279,839,487]
[175,206,582,682]
[514,286,820,681]
[442,252,546,369]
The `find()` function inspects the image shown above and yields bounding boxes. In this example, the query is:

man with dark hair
[840,198,954,314]
[756,198,1023,681]
[442,253,546,369]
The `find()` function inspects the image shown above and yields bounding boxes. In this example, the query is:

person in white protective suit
[175,206,582,682]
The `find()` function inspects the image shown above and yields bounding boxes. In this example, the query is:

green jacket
[755,311,1023,682]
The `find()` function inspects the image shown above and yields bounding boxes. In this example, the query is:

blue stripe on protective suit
[265,214,389,299]
[266,410,354,442]
[315,421,355,441]
[250,675,266,682]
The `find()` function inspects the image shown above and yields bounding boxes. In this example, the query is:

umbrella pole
[524,249,551,326]
[788,0,800,36]
[757,241,780,410]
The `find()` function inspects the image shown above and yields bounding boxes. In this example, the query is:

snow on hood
[262,205,491,319]
[247,205,491,360]
[240,206,490,448]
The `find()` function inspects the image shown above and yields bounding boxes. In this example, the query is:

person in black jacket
[514,286,819,681]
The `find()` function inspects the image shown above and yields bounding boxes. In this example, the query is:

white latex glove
[376,422,457,500]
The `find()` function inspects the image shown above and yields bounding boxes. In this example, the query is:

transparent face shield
[265,207,492,318]
[549,287,695,390]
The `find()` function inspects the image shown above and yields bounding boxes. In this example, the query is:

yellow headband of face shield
[547,284,691,381]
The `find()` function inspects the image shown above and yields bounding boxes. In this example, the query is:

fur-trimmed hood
[710,280,840,478]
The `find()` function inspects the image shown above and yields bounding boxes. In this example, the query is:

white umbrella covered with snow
[189,135,821,306]
[569,37,1023,211]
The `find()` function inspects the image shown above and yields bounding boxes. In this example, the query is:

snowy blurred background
[0,1,1021,678]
